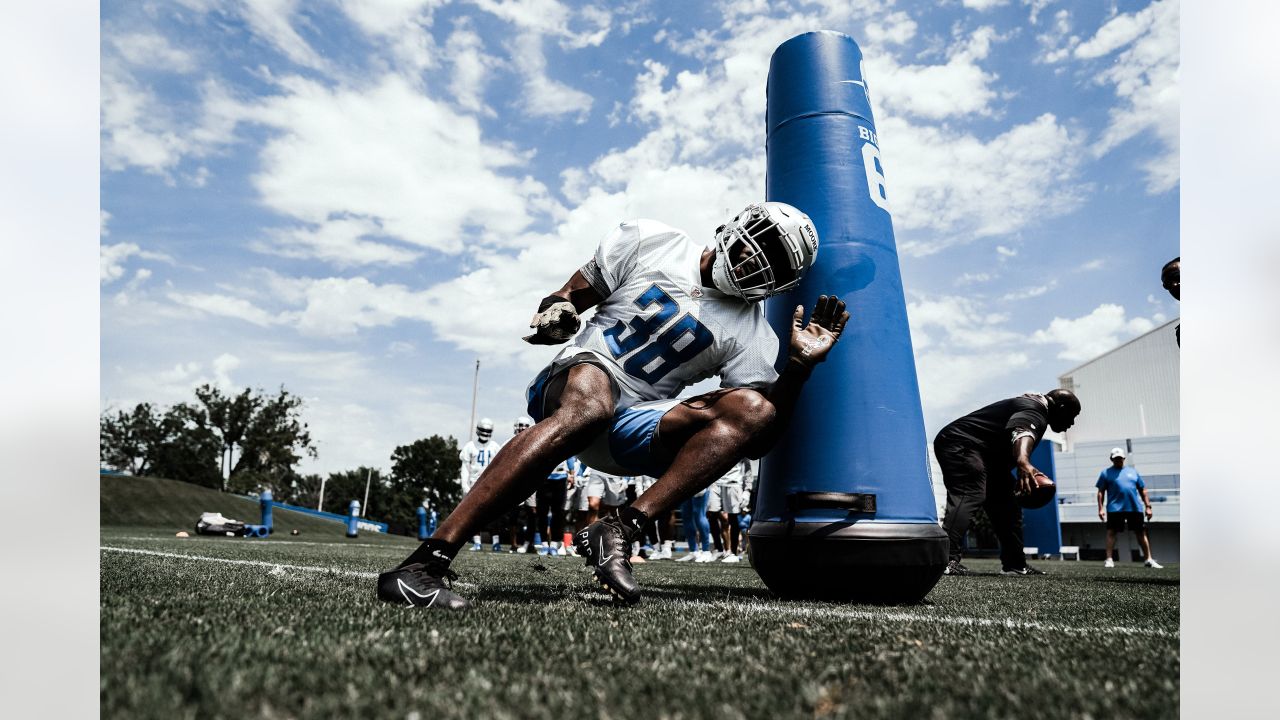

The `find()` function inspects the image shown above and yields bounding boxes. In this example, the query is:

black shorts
[1106,511,1145,531]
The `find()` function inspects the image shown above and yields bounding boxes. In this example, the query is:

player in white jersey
[380,201,849,610]
[459,418,503,551]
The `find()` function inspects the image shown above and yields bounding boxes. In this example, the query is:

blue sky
[100,0,1179,476]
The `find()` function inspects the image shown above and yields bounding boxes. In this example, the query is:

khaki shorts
[587,474,629,507]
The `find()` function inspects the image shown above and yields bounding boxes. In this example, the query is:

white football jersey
[715,458,749,486]
[459,438,503,494]
[552,219,781,408]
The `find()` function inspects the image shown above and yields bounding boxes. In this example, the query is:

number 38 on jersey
[603,284,714,384]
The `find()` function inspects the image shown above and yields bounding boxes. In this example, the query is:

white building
[1053,317,1180,561]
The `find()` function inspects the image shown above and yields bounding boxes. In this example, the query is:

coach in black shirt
[935,389,1081,576]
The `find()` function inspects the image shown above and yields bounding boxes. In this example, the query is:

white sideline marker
[102,546,1176,638]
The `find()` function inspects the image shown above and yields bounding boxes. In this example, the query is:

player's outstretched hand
[789,295,849,368]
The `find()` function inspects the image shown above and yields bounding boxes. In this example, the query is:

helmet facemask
[711,202,817,303]
[476,418,494,442]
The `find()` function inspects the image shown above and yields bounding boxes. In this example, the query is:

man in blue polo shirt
[1096,447,1162,568]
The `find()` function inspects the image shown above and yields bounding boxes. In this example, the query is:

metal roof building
[1059,317,1180,445]
[1053,317,1180,561]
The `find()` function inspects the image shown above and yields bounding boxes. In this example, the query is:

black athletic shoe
[585,516,641,604]
[1001,565,1047,576]
[943,559,969,576]
[376,559,471,610]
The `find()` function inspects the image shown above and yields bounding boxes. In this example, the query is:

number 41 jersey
[553,218,781,408]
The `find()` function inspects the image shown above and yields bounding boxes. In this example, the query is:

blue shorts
[526,357,679,477]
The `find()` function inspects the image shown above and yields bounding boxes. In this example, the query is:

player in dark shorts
[934,389,1081,576]
[1096,447,1162,568]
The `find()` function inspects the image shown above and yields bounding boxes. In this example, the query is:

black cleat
[376,558,471,610]
[1001,565,1047,576]
[943,559,969,576]
[585,516,641,605]
[573,526,593,564]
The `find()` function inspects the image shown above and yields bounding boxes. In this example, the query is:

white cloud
[956,271,995,286]
[236,74,556,254]
[916,349,1032,414]
[1031,303,1157,361]
[996,245,1018,257]
[101,243,139,283]
[869,26,1001,120]
[1001,280,1056,301]
[864,11,917,46]
[212,353,242,389]
[339,0,443,36]
[101,69,188,175]
[511,33,594,120]
[252,218,423,267]
[238,0,328,69]
[1077,0,1180,193]
[167,291,285,327]
[908,294,1021,351]
[101,243,172,284]
[1036,9,1079,63]
[108,31,198,72]
[885,113,1088,254]
[446,21,499,116]
[962,0,1009,9]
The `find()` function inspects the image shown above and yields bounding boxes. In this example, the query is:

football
[1016,471,1056,509]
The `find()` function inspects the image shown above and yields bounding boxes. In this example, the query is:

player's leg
[630,389,777,519]
[677,496,700,561]
[986,490,1039,575]
[1105,518,1119,566]
[723,483,743,560]
[706,490,724,556]
[378,363,615,608]
[430,364,614,548]
[936,439,986,573]
[547,481,569,555]
[1135,516,1161,566]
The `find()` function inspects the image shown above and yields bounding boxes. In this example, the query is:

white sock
[472,535,481,544]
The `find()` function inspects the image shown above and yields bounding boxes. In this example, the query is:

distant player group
[375,201,1174,610]
[460,415,756,564]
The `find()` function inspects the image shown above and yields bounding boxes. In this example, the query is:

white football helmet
[476,418,494,442]
[513,415,534,434]
[711,201,819,303]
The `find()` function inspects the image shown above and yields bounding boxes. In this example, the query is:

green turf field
[101,525,1179,720]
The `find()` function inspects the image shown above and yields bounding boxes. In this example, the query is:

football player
[378,201,848,609]
[459,418,502,551]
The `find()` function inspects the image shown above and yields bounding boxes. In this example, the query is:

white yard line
[102,545,381,578]
[697,599,1178,639]
[102,545,1177,638]
[103,535,407,549]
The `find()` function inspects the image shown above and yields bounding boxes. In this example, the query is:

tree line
[100,384,462,535]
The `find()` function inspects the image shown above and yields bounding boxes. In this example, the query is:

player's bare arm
[747,294,850,457]
[1013,435,1040,496]
[523,269,605,345]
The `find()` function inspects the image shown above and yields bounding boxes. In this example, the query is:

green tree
[100,402,221,487]
[100,403,163,476]
[386,435,462,533]
[320,467,384,518]
[192,385,258,486]
[151,404,222,488]
[190,384,317,491]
